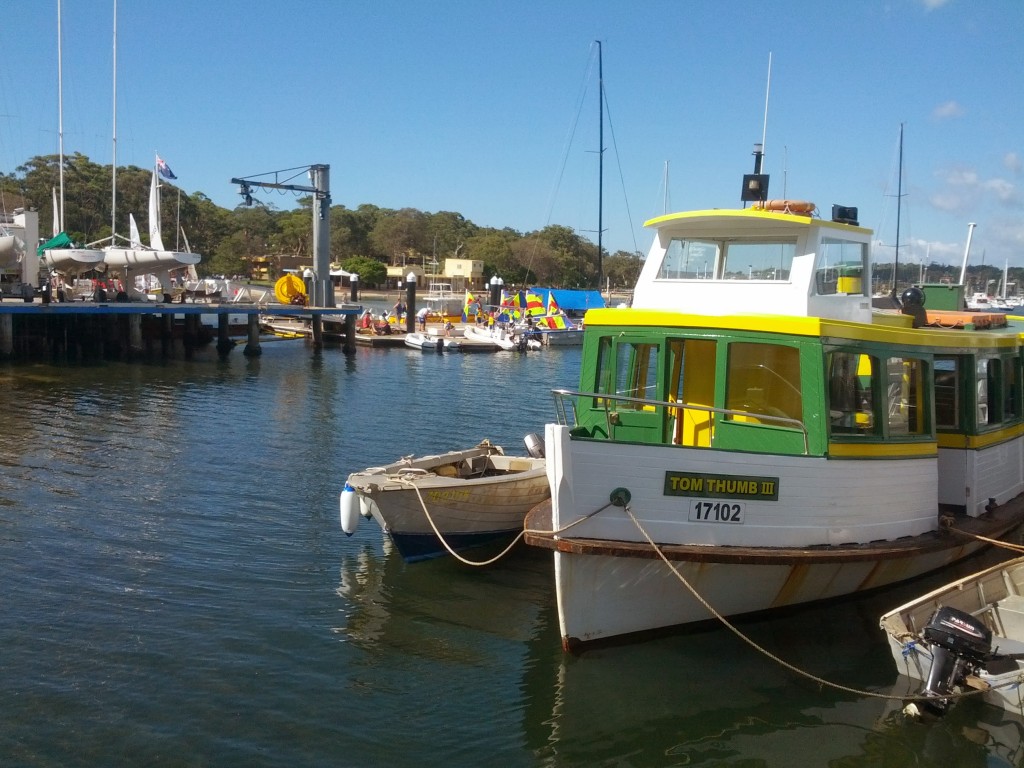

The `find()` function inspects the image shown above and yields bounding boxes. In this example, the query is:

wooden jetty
[0,298,363,363]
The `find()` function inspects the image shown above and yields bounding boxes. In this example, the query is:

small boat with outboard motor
[880,555,1024,718]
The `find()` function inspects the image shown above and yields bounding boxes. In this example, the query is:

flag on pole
[156,154,177,180]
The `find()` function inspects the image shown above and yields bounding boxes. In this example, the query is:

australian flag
[156,155,177,180]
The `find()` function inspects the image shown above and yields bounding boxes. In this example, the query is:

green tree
[604,249,644,289]
[370,208,427,264]
[342,255,387,287]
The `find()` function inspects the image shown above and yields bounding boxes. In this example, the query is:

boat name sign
[664,472,779,501]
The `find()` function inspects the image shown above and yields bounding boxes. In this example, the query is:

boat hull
[347,444,549,562]
[526,424,1024,649]
[39,247,105,275]
[538,328,584,346]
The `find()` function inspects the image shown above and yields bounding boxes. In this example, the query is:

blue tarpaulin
[531,288,605,313]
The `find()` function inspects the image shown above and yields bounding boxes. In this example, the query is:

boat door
[592,335,667,444]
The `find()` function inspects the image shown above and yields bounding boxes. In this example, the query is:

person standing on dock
[417,306,429,332]
[393,299,406,324]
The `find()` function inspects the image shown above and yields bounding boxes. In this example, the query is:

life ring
[754,200,816,216]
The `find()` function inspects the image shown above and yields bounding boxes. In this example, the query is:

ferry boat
[524,170,1024,651]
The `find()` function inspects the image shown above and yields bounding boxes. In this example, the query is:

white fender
[339,483,359,536]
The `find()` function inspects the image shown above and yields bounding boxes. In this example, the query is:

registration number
[688,500,745,524]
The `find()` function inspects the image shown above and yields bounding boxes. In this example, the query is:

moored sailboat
[39,0,104,280]
[525,151,1024,651]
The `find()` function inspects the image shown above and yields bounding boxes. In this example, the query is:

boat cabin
[560,205,1024,519]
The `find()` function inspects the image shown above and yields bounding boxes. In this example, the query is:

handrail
[551,387,810,454]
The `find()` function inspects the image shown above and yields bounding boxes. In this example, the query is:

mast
[110,0,117,238]
[892,123,904,299]
[57,0,65,233]
[596,40,604,290]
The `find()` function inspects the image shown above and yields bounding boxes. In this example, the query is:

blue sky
[1,0,1021,269]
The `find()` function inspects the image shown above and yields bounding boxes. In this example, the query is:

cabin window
[657,239,720,279]
[977,358,999,425]
[591,336,620,411]
[886,357,928,436]
[615,342,659,409]
[1004,356,1021,421]
[828,352,876,434]
[721,241,795,281]
[934,356,960,429]
[593,337,660,410]
[815,238,868,296]
[725,343,802,426]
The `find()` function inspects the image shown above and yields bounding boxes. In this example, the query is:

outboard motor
[524,432,545,459]
[918,606,993,715]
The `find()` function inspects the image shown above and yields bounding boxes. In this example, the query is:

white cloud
[1005,152,1023,175]
[920,0,952,9]
[984,178,1018,205]
[929,192,964,213]
[932,100,965,120]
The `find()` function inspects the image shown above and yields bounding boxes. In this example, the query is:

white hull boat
[341,439,550,562]
[39,247,105,275]
[524,150,1024,651]
[463,324,517,350]
[404,331,460,352]
[0,233,24,268]
[880,555,1024,718]
[537,327,584,346]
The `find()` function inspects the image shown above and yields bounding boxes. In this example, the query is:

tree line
[1,153,644,289]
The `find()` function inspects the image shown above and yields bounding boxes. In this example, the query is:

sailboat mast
[596,40,604,290]
[110,0,117,238]
[57,0,65,233]
[892,123,903,299]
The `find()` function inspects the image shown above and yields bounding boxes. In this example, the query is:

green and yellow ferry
[525,194,1024,651]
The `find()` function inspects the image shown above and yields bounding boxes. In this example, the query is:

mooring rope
[616,502,1024,704]
[945,525,1024,554]
[397,472,620,567]
[395,476,524,567]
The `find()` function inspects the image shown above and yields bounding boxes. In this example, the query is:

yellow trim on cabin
[937,423,1024,450]
[827,441,938,458]
[582,308,1022,351]
[643,208,873,235]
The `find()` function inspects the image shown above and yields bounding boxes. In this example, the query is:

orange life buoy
[754,200,816,216]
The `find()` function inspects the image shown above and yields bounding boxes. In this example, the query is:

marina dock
[0,298,363,362]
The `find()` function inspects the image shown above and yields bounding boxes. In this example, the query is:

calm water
[2,337,1023,767]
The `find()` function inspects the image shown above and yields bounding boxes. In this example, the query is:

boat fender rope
[619,502,1018,703]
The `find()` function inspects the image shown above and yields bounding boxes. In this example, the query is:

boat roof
[642,207,872,235]
[632,204,877,323]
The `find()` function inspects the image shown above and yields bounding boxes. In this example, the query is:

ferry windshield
[656,238,795,280]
